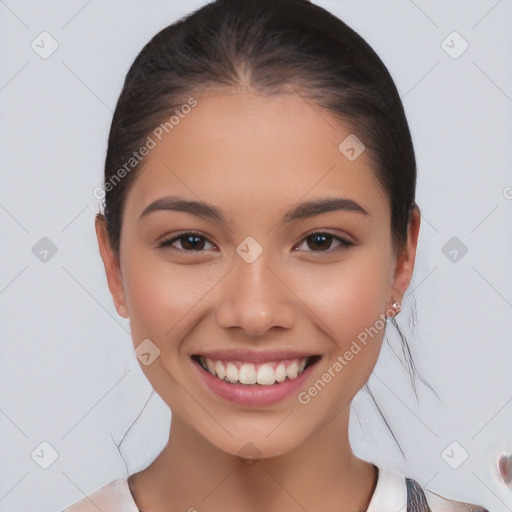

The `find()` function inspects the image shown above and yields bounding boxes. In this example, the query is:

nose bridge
[215,244,296,336]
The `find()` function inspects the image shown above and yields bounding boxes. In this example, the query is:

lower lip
[191,357,321,407]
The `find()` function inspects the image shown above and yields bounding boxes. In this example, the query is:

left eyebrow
[138,195,369,225]
[282,197,369,222]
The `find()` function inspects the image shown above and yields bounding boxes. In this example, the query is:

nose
[215,251,296,338]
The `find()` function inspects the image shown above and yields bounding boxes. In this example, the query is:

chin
[198,422,309,462]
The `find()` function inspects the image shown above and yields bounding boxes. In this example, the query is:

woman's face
[97,90,419,459]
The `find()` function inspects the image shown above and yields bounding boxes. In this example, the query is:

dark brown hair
[100,0,418,255]
[100,0,434,460]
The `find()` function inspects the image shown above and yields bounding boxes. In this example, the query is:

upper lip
[191,349,321,363]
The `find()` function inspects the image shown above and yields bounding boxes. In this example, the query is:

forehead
[125,91,388,220]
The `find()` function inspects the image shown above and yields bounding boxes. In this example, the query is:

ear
[390,205,421,301]
[95,214,129,318]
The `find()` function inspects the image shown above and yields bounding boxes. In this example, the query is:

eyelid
[299,228,355,245]
[293,230,354,253]
[157,229,354,253]
[157,230,217,250]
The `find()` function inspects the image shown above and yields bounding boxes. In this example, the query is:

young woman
[65,0,489,510]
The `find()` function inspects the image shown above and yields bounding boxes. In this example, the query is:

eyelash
[157,230,354,254]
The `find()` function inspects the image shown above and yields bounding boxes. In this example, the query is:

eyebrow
[139,195,369,225]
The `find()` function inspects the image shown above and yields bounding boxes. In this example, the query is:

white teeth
[206,358,216,375]
[256,364,275,385]
[239,363,257,385]
[286,360,299,379]
[198,356,311,385]
[226,362,238,383]
[214,360,226,380]
[275,363,287,383]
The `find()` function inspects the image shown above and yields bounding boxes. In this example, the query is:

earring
[387,300,401,318]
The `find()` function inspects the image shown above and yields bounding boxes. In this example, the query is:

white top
[63,465,489,512]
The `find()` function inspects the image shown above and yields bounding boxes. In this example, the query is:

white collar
[366,466,407,512]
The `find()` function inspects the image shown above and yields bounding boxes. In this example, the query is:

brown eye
[296,232,354,253]
[157,230,353,254]
[158,232,215,252]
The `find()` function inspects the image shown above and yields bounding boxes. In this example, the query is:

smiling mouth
[192,355,322,386]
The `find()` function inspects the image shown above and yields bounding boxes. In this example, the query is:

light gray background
[1,0,511,510]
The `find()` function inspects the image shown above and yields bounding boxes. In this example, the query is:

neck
[128,408,378,512]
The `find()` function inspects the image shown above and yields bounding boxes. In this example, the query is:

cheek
[292,249,392,347]
[292,254,392,417]
[122,254,208,345]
